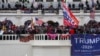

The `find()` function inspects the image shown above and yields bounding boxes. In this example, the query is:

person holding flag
[20,18,34,42]
[28,18,35,30]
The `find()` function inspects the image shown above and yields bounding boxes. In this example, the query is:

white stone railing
[0,34,70,40]
[1,10,100,16]
[0,34,18,40]
[0,10,17,13]
[34,34,70,40]
[0,9,100,13]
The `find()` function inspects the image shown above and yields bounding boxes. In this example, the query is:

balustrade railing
[0,10,81,14]
[1,10,100,13]
[0,34,70,40]
[0,34,18,40]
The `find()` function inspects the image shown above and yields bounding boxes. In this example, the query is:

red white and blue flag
[35,17,43,26]
[62,1,79,27]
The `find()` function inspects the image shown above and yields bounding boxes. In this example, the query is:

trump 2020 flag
[62,1,79,27]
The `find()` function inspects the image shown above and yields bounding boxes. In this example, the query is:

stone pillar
[17,10,21,14]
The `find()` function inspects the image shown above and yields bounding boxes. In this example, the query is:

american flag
[62,1,79,27]
[35,18,43,26]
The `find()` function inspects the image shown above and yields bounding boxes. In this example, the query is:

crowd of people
[0,0,99,41]
[0,0,100,12]
[0,19,99,41]
[0,19,100,35]
[0,0,61,10]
